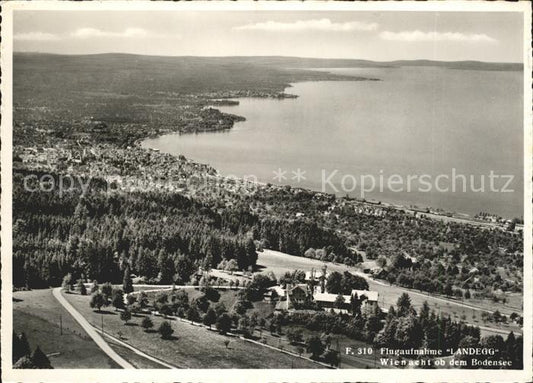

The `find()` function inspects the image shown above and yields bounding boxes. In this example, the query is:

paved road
[52,288,135,369]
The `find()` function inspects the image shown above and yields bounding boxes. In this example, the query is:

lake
[142,66,524,219]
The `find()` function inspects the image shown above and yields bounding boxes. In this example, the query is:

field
[278,325,385,369]
[63,291,320,369]
[105,340,168,369]
[256,250,522,336]
[12,289,119,368]
[115,287,383,369]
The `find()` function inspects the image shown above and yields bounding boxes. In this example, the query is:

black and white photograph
[1,1,531,382]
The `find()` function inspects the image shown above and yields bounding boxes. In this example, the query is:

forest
[13,169,353,288]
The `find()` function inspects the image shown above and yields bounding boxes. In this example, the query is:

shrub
[159,304,173,318]
[89,292,106,312]
[61,273,73,291]
[204,287,220,302]
[13,356,36,369]
[141,316,153,332]
[77,280,87,295]
[203,308,217,328]
[323,349,339,367]
[216,313,232,334]
[287,328,303,344]
[158,321,174,339]
[306,335,325,360]
[120,309,131,324]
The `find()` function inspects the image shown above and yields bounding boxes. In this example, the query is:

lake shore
[140,84,521,227]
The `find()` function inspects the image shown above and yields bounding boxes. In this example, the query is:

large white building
[311,285,379,313]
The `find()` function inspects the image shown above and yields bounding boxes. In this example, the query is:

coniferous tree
[77,279,87,295]
[123,265,133,294]
[61,273,73,291]
[111,289,125,310]
[31,346,52,369]
[120,309,131,325]
[13,332,31,363]
[203,308,217,329]
[396,293,412,317]
[90,280,99,294]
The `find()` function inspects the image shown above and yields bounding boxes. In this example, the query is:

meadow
[12,289,119,368]
[63,291,320,369]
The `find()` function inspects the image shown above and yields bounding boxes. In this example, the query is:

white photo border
[1,1,531,382]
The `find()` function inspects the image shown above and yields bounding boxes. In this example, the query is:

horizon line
[13,51,523,65]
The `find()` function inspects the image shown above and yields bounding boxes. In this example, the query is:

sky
[13,11,524,62]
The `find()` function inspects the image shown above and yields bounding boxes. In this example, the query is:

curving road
[52,287,135,369]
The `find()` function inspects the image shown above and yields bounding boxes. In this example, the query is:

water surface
[143,67,523,218]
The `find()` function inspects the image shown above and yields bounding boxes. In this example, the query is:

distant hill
[13,52,377,130]
[13,53,373,100]
[15,52,522,72]
[13,52,522,125]
[13,52,521,127]
[181,55,522,71]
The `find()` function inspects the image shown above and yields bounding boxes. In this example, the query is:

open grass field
[12,289,120,368]
[257,250,522,336]
[63,291,320,369]
[141,285,386,368]
[245,322,382,369]
[285,326,386,369]
[106,340,168,369]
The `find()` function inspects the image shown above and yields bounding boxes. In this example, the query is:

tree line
[13,169,353,288]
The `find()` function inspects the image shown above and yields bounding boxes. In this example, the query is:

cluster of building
[265,269,379,315]
[201,90,297,99]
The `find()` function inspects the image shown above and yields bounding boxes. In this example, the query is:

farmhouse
[288,284,309,305]
[312,286,379,313]
[266,270,380,314]
[351,289,379,313]
[264,285,285,302]
[304,270,330,282]
[313,292,351,311]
